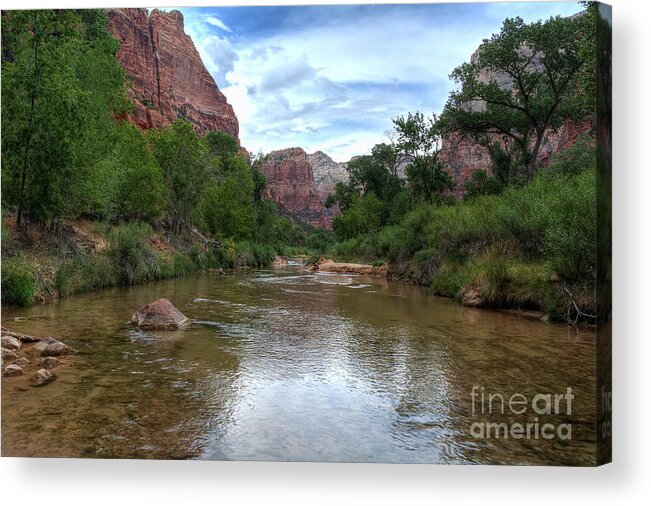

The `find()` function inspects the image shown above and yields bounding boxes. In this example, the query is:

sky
[168,2,583,162]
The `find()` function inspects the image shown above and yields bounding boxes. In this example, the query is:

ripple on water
[1,268,598,465]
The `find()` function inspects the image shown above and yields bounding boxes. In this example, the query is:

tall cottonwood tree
[1,10,127,227]
[439,9,595,182]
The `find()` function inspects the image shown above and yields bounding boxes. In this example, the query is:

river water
[1,268,597,464]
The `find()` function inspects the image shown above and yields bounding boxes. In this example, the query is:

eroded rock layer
[260,148,331,229]
[307,151,350,201]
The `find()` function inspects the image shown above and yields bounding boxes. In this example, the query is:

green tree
[200,156,255,240]
[113,123,165,220]
[149,120,214,234]
[393,112,454,204]
[332,192,383,241]
[464,170,505,200]
[206,130,239,158]
[440,11,595,182]
[1,10,128,227]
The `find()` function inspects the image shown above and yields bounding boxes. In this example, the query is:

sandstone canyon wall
[440,46,593,187]
[260,148,331,229]
[307,151,350,202]
[107,8,239,140]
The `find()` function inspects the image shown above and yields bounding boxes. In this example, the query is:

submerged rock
[14,357,31,366]
[1,347,19,362]
[38,357,61,369]
[31,368,55,387]
[3,364,24,377]
[1,335,22,351]
[131,298,190,330]
[1,329,42,343]
[30,337,76,357]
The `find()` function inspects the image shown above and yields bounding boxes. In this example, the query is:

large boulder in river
[131,298,190,330]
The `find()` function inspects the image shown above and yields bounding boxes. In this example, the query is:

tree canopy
[439,10,596,182]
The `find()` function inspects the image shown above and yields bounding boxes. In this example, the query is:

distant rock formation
[107,8,239,140]
[260,148,331,229]
[307,151,349,201]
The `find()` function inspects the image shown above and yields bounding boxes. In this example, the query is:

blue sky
[170,2,583,161]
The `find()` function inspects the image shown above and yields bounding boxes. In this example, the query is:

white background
[1,0,649,504]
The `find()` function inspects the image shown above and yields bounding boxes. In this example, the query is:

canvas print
[1,2,611,465]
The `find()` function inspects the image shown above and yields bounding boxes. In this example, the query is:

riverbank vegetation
[323,5,602,322]
[2,6,605,324]
[1,9,325,306]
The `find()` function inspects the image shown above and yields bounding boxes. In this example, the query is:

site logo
[469,385,574,440]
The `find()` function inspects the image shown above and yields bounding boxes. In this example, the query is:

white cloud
[198,35,239,88]
[187,3,583,162]
[204,15,231,33]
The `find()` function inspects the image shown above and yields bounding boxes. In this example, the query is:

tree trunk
[527,129,546,182]
[17,20,40,229]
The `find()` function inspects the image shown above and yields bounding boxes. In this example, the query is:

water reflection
[2,269,596,464]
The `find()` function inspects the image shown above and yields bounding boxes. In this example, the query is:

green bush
[544,169,596,281]
[55,254,117,297]
[106,222,157,285]
[172,253,196,277]
[233,242,275,268]
[2,255,36,306]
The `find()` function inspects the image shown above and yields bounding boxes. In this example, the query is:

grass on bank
[327,160,597,319]
[1,220,305,306]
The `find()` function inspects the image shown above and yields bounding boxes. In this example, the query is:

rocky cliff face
[440,46,592,186]
[107,8,239,140]
[260,148,331,229]
[307,151,349,201]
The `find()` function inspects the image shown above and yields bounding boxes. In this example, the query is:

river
[1,268,597,464]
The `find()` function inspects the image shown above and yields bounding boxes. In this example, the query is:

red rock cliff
[260,148,331,229]
[107,8,239,140]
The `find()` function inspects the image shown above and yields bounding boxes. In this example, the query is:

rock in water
[1,347,19,362]
[462,287,483,307]
[2,336,22,351]
[3,364,24,377]
[2,329,42,343]
[31,369,55,387]
[38,357,62,369]
[131,298,190,330]
[1,335,22,351]
[30,337,76,357]
[15,357,30,366]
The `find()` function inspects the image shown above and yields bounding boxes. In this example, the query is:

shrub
[478,250,512,307]
[2,255,36,306]
[106,222,157,285]
[543,169,596,281]
[55,254,117,297]
[172,253,196,277]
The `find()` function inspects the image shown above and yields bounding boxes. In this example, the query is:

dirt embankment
[310,258,388,277]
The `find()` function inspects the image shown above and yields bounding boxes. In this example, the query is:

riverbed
[1,268,596,464]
